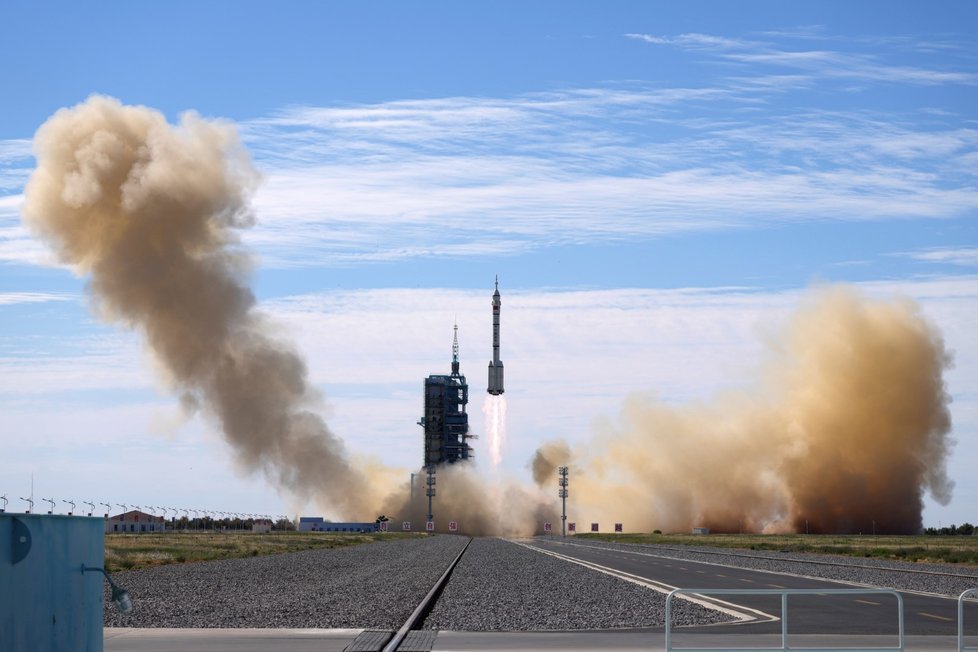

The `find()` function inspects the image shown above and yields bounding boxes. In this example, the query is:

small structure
[298,517,378,533]
[692,526,710,535]
[104,510,165,534]
[252,518,273,533]
[1,513,104,650]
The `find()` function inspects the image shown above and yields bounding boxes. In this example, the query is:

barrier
[960,588,978,652]
[665,587,904,652]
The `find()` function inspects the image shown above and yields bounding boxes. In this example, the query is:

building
[298,517,378,533]
[252,518,273,533]
[418,323,473,467]
[104,510,165,534]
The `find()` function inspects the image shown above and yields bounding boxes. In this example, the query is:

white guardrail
[665,588,905,652]
[961,588,978,652]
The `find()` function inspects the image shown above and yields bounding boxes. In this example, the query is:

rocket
[487,276,504,395]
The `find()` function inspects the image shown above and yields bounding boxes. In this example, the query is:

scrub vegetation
[576,532,978,567]
[104,531,422,573]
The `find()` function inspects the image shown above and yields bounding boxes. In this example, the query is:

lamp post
[20,497,33,514]
[62,499,76,516]
[0,494,7,513]
[425,465,436,527]
[83,501,95,516]
[558,467,569,537]
[42,498,55,514]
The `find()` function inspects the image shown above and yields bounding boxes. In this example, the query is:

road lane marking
[528,539,966,603]
[766,584,786,589]
[918,612,953,622]
[716,573,727,578]
[854,599,881,606]
[510,540,778,625]
[696,570,706,574]
[739,578,754,583]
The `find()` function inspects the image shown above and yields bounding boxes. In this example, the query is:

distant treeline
[923,523,975,535]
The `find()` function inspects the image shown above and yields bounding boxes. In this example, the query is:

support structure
[558,466,568,537]
[419,323,473,467]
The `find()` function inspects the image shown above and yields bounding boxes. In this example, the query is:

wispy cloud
[625,30,978,86]
[904,247,978,267]
[0,291,73,306]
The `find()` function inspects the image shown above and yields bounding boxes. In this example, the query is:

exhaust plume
[22,96,396,515]
[381,463,557,537]
[534,287,954,534]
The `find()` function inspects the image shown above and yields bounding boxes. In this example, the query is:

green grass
[104,530,423,573]
[574,532,978,567]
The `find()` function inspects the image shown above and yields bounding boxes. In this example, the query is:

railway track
[343,536,472,652]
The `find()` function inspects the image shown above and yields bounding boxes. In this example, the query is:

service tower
[487,276,504,395]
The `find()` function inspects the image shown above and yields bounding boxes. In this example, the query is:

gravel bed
[104,535,468,628]
[570,539,978,598]
[422,538,732,631]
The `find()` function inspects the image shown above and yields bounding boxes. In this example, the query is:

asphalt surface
[527,538,978,637]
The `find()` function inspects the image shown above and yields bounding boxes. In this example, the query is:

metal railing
[665,588,904,652]
[961,588,978,652]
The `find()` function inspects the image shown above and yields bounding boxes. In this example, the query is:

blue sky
[1,2,976,526]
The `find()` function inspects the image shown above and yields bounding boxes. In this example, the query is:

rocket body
[488,278,504,395]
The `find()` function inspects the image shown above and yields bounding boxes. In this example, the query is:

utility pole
[558,466,569,537]
[410,472,416,504]
[425,465,436,526]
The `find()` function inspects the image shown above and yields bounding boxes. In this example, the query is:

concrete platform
[105,628,969,651]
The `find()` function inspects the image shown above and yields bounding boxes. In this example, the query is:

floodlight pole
[425,465,436,525]
[558,467,569,537]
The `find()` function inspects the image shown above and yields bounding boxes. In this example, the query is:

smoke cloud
[533,287,954,534]
[22,96,397,516]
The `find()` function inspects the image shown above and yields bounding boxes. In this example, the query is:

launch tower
[419,323,473,466]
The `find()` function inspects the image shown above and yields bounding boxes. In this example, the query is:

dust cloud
[532,288,954,534]
[22,96,398,517]
[22,97,953,536]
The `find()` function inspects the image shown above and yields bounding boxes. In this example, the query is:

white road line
[509,540,778,625]
[533,539,964,603]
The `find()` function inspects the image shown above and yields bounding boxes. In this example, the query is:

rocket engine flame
[531,287,954,535]
[483,394,507,467]
[21,96,398,516]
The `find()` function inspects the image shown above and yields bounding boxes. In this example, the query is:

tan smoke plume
[380,464,558,536]
[533,288,953,534]
[22,96,397,516]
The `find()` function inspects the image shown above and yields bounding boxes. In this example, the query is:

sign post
[544,522,552,534]
[591,522,599,532]
[426,520,434,532]
[568,522,576,533]
[614,522,622,533]
[449,521,458,532]
[402,521,411,531]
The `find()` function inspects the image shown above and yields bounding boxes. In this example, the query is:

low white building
[105,510,165,534]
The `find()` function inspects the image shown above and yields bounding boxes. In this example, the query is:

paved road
[525,538,977,638]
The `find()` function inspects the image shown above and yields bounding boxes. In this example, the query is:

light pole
[1,495,7,513]
[42,498,55,514]
[63,499,76,516]
[83,501,95,516]
[558,467,569,537]
[100,502,111,518]
[20,497,33,513]
[425,465,436,527]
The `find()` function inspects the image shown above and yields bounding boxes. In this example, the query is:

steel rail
[381,536,472,652]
